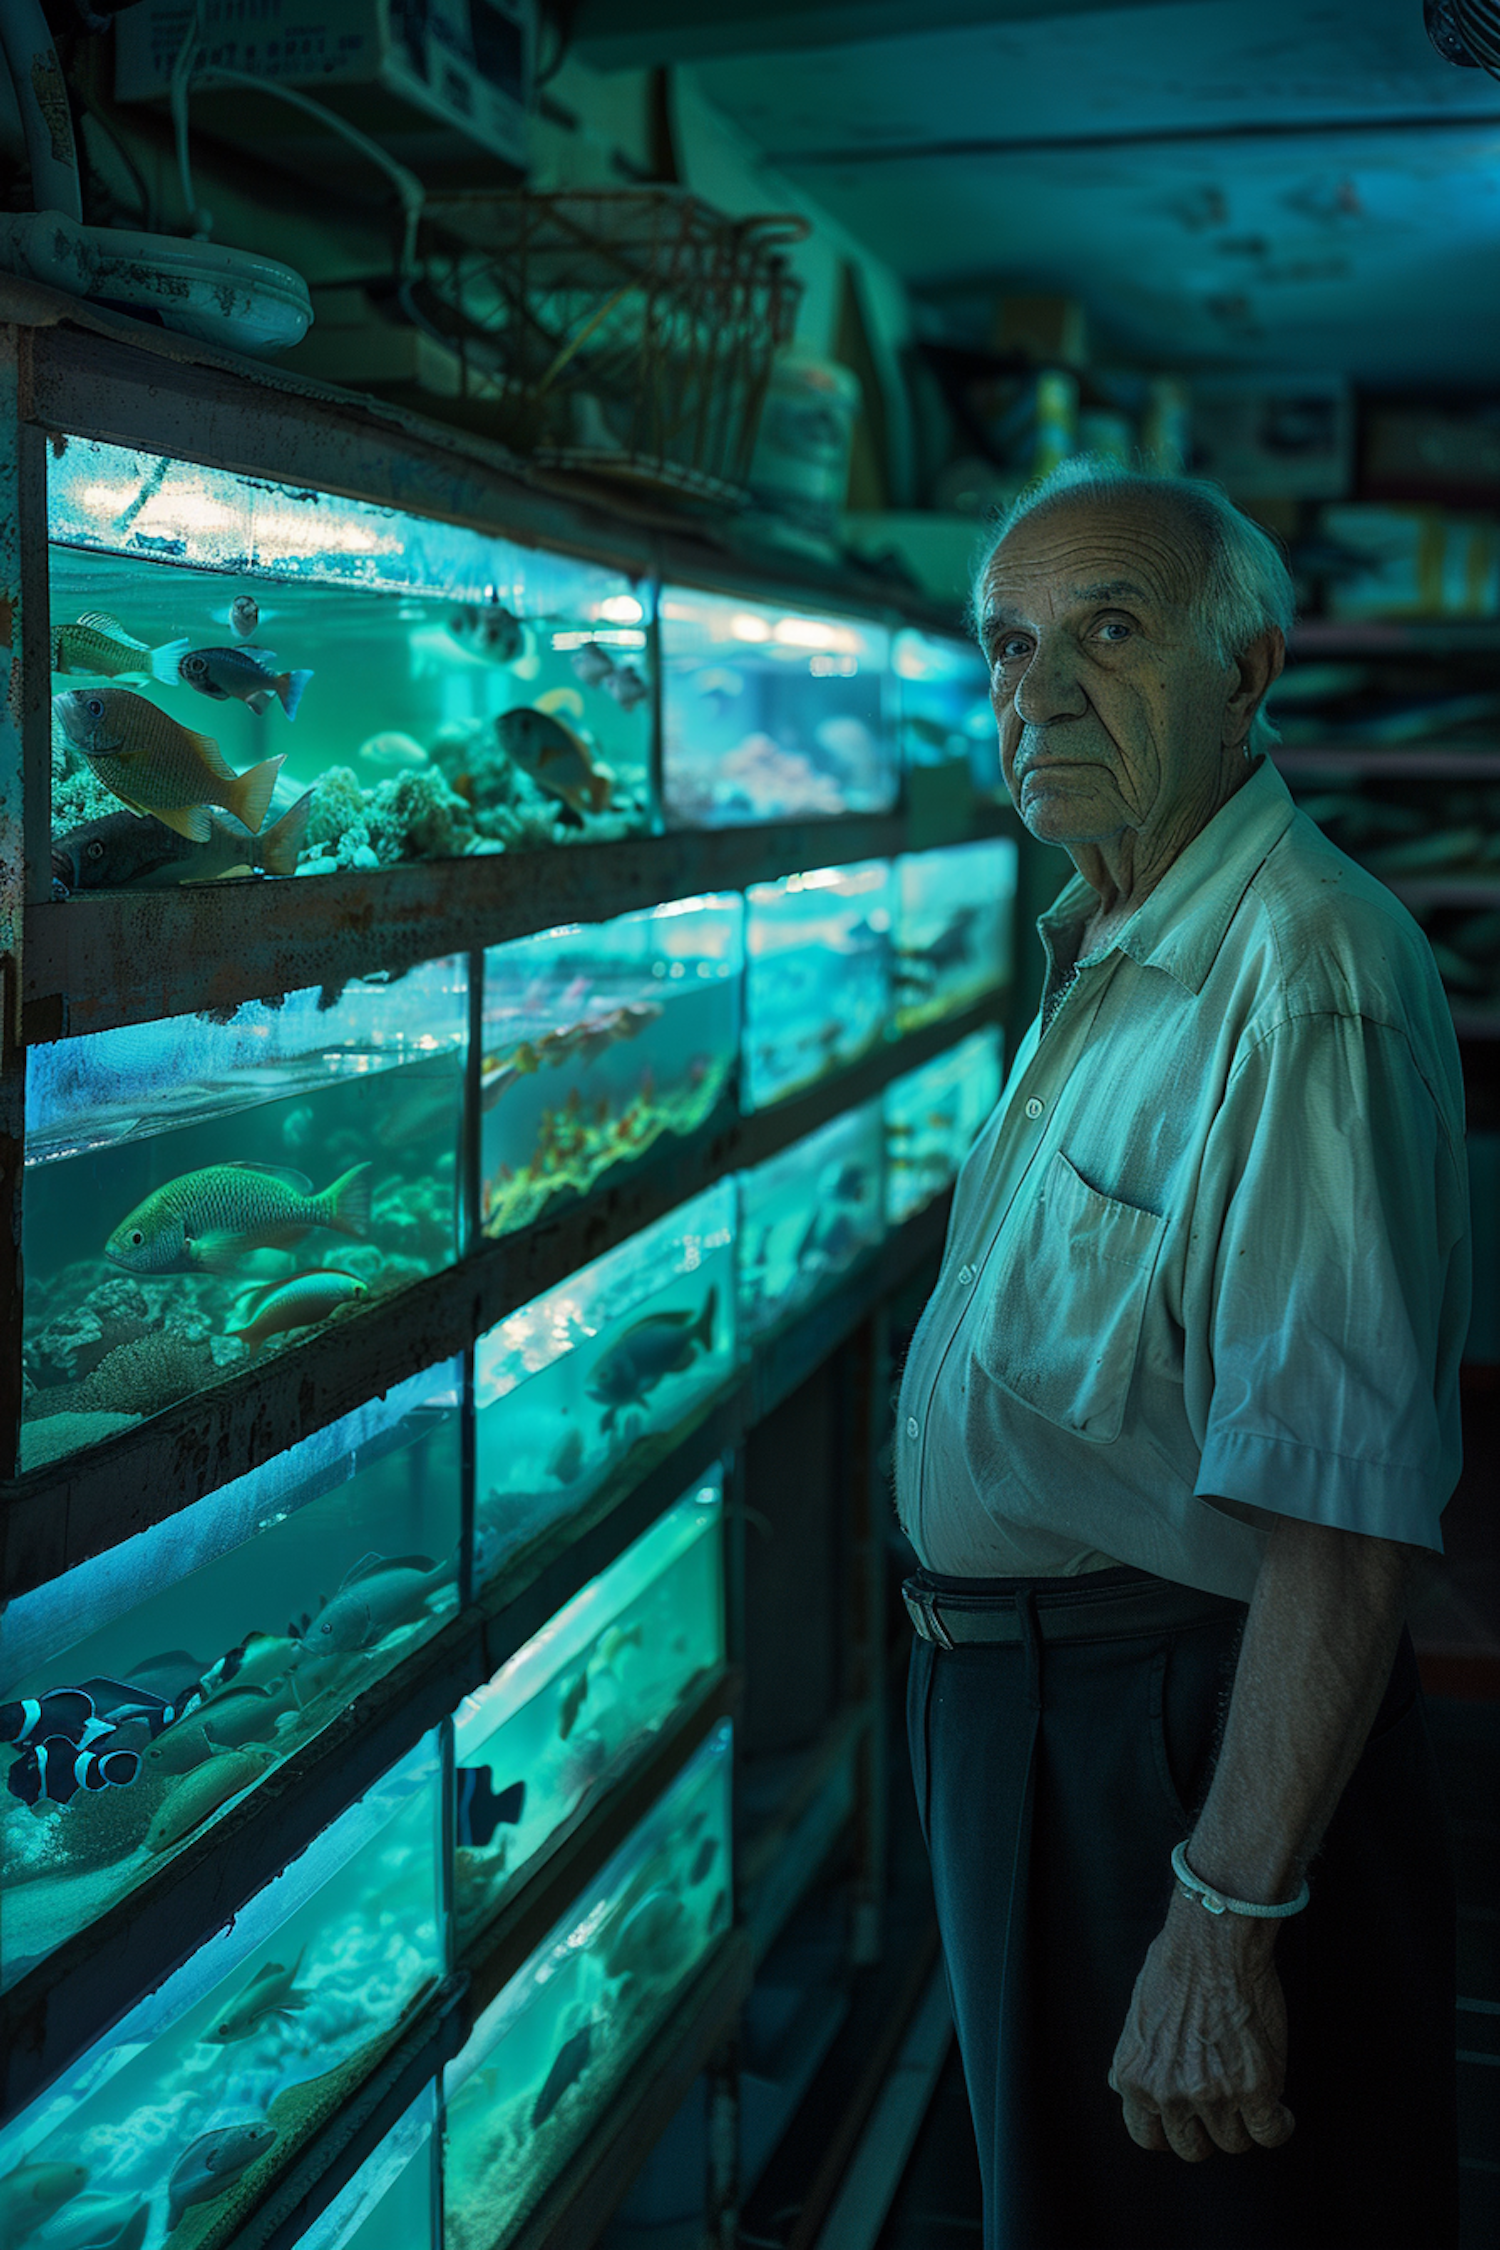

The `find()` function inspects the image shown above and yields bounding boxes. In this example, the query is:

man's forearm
[1183,1510,1413,1912]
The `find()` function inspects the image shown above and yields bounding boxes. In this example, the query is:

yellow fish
[53,688,283,841]
[52,611,189,684]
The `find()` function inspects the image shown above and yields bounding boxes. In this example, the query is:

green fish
[52,687,284,843]
[227,1268,369,1357]
[105,1161,371,1276]
[52,611,189,685]
[201,1944,310,2045]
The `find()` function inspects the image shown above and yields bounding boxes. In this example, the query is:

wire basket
[418,188,808,505]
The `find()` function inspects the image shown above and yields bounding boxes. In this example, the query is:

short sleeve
[1187,1011,1471,1553]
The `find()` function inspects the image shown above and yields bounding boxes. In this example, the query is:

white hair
[970,456,1296,754]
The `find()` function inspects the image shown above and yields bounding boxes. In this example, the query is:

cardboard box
[116,0,535,183]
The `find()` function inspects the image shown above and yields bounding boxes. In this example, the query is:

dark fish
[0,1689,114,1751]
[586,1287,718,1435]
[531,2023,592,2128]
[557,1670,589,1741]
[688,1837,719,1886]
[6,1735,140,1807]
[831,1164,868,1202]
[52,790,314,895]
[177,646,312,720]
[455,1769,526,1850]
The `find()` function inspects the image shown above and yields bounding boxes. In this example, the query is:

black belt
[902,1568,1240,1649]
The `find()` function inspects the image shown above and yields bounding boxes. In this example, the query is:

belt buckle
[904,1581,956,1651]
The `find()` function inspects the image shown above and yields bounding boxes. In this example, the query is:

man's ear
[1226,627,1285,751]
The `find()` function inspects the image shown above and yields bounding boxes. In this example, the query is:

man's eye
[1097,620,1132,643]
[993,636,1031,664]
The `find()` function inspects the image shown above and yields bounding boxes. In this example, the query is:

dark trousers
[906,1565,1459,2250]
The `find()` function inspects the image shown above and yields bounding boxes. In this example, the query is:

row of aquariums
[42,436,999,890]
[2,1027,1002,1997]
[20,852,1013,1469]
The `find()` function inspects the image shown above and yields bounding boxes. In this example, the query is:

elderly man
[897,461,1469,2250]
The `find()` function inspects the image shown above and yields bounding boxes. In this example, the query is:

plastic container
[742,862,895,1109]
[893,841,1015,1034]
[737,1101,885,1340]
[884,1029,1004,1226]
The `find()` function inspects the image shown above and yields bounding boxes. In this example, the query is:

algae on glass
[451,1470,725,1946]
[481,896,744,1239]
[742,862,895,1109]
[884,1028,1004,1228]
[0,1360,461,1994]
[473,1184,736,1592]
[443,1722,733,2250]
[47,436,652,891]
[737,1100,885,1340]
[20,959,467,1469]
[0,1733,441,2250]
[295,2085,437,2250]
[660,588,895,825]
[894,626,1001,801]
[893,840,1017,1035]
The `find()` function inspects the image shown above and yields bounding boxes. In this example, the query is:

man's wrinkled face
[978,492,1241,851]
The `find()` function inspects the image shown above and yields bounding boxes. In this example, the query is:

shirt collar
[1034,752,1298,998]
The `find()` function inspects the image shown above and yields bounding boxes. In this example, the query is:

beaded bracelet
[1172,1841,1310,1920]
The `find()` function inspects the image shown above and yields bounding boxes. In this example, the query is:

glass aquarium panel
[660,588,895,826]
[742,862,895,1109]
[893,841,1016,1035]
[443,1722,732,2250]
[451,1471,724,1947]
[21,959,466,1469]
[481,897,743,1240]
[48,437,652,891]
[0,1362,460,1993]
[474,1186,736,1592]
[884,1029,1004,1227]
[737,1101,885,1341]
[894,627,1001,800]
[0,1734,442,2250]
[297,2085,437,2250]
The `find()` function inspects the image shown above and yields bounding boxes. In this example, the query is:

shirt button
[957,1264,975,1285]
[906,1416,920,1439]
[1025,1097,1045,1119]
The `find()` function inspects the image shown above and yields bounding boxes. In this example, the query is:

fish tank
[443,1722,732,2250]
[473,1185,736,1593]
[47,437,652,892]
[481,897,744,1240]
[0,1733,442,2250]
[893,841,1016,1035]
[451,1471,724,1949]
[20,958,467,1470]
[296,2086,437,2250]
[742,863,895,1109]
[894,627,1002,802]
[737,1101,885,1340]
[884,1028,1004,1227]
[659,588,896,826]
[0,1361,460,1993]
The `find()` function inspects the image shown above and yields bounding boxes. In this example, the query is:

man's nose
[1012,637,1088,727]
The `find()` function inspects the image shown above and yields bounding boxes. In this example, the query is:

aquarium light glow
[597,595,645,622]
[727,611,771,642]
[771,616,862,653]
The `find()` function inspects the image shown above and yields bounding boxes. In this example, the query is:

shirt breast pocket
[972,1147,1168,1444]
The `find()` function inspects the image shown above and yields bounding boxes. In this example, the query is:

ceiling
[577,0,1500,385]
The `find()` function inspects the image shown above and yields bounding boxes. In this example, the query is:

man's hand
[1107,1890,1294,2161]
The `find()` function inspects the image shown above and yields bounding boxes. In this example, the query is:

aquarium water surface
[894,842,1016,1035]
[738,1102,885,1340]
[48,437,651,890]
[0,1734,442,2250]
[742,862,895,1108]
[0,1361,460,1992]
[443,1722,733,2250]
[482,897,743,1239]
[895,628,1000,801]
[451,1471,724,1947]
[885,1029,1004,1227]
[295,2086,437,2250]
[21,959,466,1469]
[474,1184,736,1591]
[660,589,895,825]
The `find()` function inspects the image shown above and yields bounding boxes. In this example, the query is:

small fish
[202,1631,298,1696]
[495,705,615,818]
[602,1889,689,1982]
[586,1287,718,1434]
[596,1621,643,1670]
[228,1268,370,1357]
[52,612,190,685]
[196,1683,290,1750]
[34,2195,148,2250]
[6,1735,140,1807]
[531,2024,593,2127]
[448,602,525,665]
[294,1550,449,1655]
[229,594,260,639]
[144,1749,272,1855]
[178,646,312,720]
[139,1720,217,1780]
[0,1688,116,1751]
[688,1836,719,1886]
[570,642,617,686]
[359,730,428,769]
[454,1769,526,1850]
[545,1423,585,1485]
[202,1945,310,2044]
[52,788,314,893]
[53,688,283,843]
[106,1160,371,1276]
[0,2164,90,2247]
[832,1163,868,1202]
[166,2124,279,2232]
[602,663,649,711]
[557,1670,590,1741]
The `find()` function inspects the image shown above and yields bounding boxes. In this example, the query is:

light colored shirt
[895,752,1472,1602]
